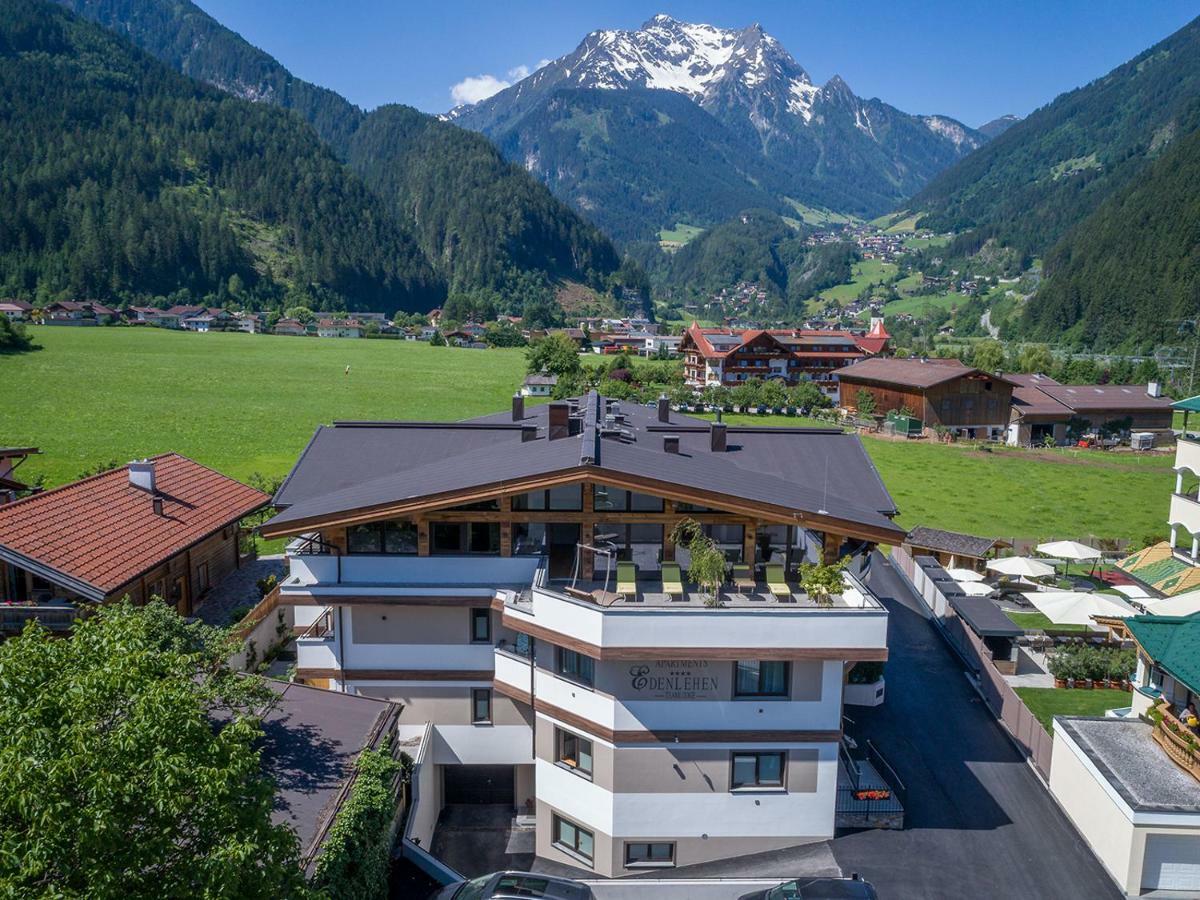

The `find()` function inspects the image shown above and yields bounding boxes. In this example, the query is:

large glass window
[593,484,663,512]
[756,525,790,565]
[471,688,492,724]
[470,609,491,643]
[731,751,785,789]
[431,522,499,555]
[552,815,594,862]
[346,520,418,554]
[625,842,675,866]
[600,523,663,572]
[734,661,790,697]
[513,485,582,511]
[512,523,548,556]
[556,648,595,687]
[555,728,593,778]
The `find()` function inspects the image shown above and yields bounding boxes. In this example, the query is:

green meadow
[2,329,1171,542]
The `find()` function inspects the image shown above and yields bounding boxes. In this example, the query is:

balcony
[1152,702,1200,783]
[1176,436,1200,476]
[1169,491,1200,537]
[0,602,80,634]
[280,554,541,603]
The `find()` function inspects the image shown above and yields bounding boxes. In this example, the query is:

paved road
[828,554,1121,899]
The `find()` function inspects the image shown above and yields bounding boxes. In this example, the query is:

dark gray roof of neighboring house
[256,680,399,866]
[266,394,900,535]
[905,526,1006,558]
[839,357,1017,390]
[1037,383,1172,413]
[1008,373,1073,418]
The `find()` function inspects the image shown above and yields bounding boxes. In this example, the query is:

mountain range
[450,15,987,242]
[912,12,1200,349]
[49,0,623,312]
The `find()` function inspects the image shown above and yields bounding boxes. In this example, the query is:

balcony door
[546,524,581,579]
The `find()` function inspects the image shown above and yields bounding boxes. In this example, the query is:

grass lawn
[2,327,529,487]
[818,258,898,305]
[657,222,705,245]
[1004,611,1090,634]
[696,413,1172,540]
[873,290,969,319]
[1014,687,1132,732]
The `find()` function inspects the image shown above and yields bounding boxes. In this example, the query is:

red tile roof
[0,455,269,599]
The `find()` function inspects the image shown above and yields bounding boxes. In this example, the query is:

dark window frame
[733,660,791,698]
[555,727,594,779]
[471,688,492,724]
[555,647,595,688]
[551,814,594,863]
[346,520,419,555]
[513,485,583,512]
[624,841,676,867]
[730,751,786,790]
[470,608,491,644]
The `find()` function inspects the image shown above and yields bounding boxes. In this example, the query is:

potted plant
[669,518,727,607]
[1074,647,1096,689]
[1047,649,1071,689]
[798,559,848,607]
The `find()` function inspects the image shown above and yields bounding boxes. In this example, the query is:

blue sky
[194,1,1197,126]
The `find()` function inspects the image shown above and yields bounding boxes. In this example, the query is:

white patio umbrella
[956,580,997,597]
[986,556,1057,579]
[1141,590,1200,617]
[946,567,986,582]
[1028,590,1138,626]
[1112,584,1151,601]
[1036,539,1103,576]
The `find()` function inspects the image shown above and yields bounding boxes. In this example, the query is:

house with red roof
[42,300,117,325]
[0,455,269,625]
[679,321,890,398]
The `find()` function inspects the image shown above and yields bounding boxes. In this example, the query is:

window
[556,648,595,687]
[625,842,675,867]
[196,562,209,593]
[148,579,166,601]
[555,728,593,778]
[593,484,663,512]
[431,522,499,555]
[347,520,417,554]
[512,523,548,555]
[470,609,491,643]
[552,815,594,863]
[512,485,582,511]
[471,688,492,724]
[731,751,785,790]
[446,499,500,511]
[734,661,790,698]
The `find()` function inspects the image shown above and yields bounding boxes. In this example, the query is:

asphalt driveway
[829,554,1121,899]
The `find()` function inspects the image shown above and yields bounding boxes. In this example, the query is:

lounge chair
[765,564,792,601]
[731,564,757,595]
[616,561,638,601]
[661,562,684,600]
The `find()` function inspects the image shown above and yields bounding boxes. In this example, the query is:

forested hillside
[912,14,1200,257]
[662,210,857,312]
[1025,123,1200,348]
[0,0,441,311]
[55,0,622,302]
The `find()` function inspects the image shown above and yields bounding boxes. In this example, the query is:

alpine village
[4,2,1200,899]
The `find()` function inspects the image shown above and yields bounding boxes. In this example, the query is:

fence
[891,545,1055,780]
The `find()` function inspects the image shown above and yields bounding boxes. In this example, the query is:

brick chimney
[128,459,156,494]
[710,421,727,452]
[548,402,570,440]
[512,393,525,421]
[658,394,670,423]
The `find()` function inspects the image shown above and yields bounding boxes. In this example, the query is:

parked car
[430,871,593,900]
[737,874,879,900]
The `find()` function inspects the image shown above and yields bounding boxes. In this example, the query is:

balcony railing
[1152,701,1200,783]
[0,603,80,634]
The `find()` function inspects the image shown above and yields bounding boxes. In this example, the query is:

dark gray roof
[265,393,900,535]
[949,594,1023,638]
[905,526,1005,559]
[256,680,399,864]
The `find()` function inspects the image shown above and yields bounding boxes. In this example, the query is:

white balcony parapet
[1176,436,1200,477]
[1169,492,1200,538]
[280,554,541,601]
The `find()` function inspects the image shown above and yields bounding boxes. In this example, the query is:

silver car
[430,870,593,900]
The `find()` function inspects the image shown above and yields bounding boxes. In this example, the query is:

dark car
[430,871,593,900]
[738,874,879,900]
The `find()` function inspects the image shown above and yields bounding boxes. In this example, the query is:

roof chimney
[521,424,539,442]
[1148,381,1162,398]
[548,402,570,440]
[658,394,670,423]
[663,434,680,454]
[128,459,156,494]
[512,392,524,421]
[152,496,164,516]
[710,421,727,452]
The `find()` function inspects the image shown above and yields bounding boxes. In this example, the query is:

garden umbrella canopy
[1028,591,1138,626]
[1113,584,1151,600]
[987,556,1057,579]
[1141,590,1200,617]
[956,580,997,597]
[1036,540,1103,561]
[946,567,986,582]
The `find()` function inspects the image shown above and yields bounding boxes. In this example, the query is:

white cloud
[449,58,553,106]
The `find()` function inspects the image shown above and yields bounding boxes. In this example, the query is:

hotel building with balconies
[261,392,904,876]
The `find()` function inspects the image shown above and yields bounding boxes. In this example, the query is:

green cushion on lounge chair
[765,564,791,599]
[617,561,638,596]
[661,562,683,598]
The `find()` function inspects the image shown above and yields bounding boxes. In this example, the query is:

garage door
[443,765,515,805]
[1142,833,1200,892]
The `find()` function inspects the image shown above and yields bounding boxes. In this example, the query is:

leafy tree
[759,379,788,410]
[428,329,447,347]
[525,333,582,376]
[483,321,526,347]
[0,316,37,354]
[971,339,1006,372]
[730,380,762,410]
[284,306,315,324]
[0,601,310,898]
[855,388,877,416]
[1017,344,1054,373]
[788,381,831,410]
